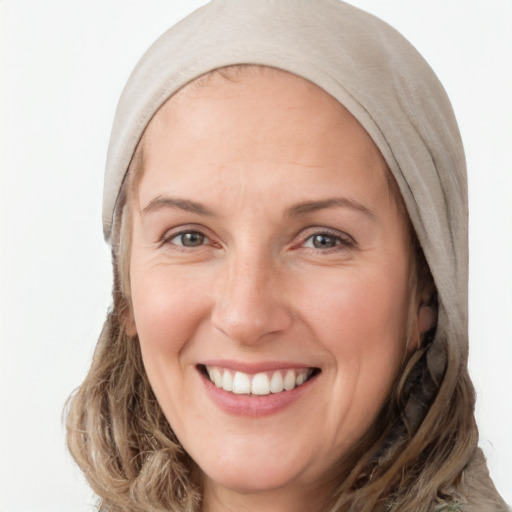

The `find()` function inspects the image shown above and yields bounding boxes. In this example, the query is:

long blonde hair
[66,67,478,512]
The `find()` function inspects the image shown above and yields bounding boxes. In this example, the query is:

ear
[408,291,436,351]
[407,287,437,352]
[416,275,437,335]
[417,303,436,335]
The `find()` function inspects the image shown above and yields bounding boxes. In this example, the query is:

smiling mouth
[199,365,320,396]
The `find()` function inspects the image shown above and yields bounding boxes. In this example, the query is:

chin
[194,437,329,497]
[202,462,302,495]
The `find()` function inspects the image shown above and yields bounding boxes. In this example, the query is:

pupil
[313,234,336,248]
[182,232,204,246]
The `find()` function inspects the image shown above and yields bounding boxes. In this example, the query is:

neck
[202,476,332,512]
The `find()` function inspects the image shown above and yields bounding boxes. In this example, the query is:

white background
[0,1,510,510]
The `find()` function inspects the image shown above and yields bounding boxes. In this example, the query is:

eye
[301,231,353,250]
[169,231,209,247]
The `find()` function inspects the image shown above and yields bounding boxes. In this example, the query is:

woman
[66,1,508,510]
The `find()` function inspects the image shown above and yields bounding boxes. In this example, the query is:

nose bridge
[211,244,291,344]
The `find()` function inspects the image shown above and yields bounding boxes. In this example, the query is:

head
[67,2,477,511]
[111,65,436,506]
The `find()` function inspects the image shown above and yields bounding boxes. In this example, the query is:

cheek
[129,264,214,421]
[298,262,411,403]
[131,266,208,353]
[302,264,410,347]
[129,265,212,427]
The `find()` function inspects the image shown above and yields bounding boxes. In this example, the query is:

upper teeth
[205,366,313,395]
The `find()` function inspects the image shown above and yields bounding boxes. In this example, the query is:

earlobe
[417,304,436,335]
[407,303,437,353]
[413,273,437,347]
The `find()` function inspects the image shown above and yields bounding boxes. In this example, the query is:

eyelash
[161,227,355,253]
[162,228,215,250]
[300,228,355,252]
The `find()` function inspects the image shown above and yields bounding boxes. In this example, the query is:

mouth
[198,364,321,396]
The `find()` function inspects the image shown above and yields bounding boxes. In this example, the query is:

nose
[211,251,293,345]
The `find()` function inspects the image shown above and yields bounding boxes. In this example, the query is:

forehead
[165,66,319,104]
[141,66,388,177]
[142,67,406,216]
[130,66,404,233]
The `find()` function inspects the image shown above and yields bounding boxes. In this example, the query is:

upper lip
[199,359,318,374]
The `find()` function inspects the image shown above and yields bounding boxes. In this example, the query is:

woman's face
[128,70,418,503]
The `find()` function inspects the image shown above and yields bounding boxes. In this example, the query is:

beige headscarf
[102,0,507,509]
[104,0,467,350]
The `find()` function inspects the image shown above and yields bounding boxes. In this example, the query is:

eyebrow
[285,197,375,218]
[142,196,214,216]
[142,195,375,219]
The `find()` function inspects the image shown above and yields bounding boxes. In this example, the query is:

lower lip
[199,369,318,417]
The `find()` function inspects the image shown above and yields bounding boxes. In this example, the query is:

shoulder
[454,448,509,512]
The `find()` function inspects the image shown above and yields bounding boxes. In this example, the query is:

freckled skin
[127,70,420,512]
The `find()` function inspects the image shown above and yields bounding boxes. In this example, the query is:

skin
[126,69,428,512]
